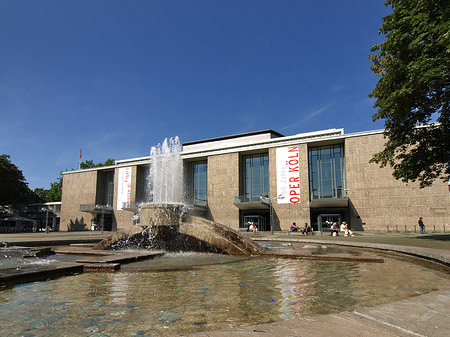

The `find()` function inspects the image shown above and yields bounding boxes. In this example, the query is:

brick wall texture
[345,133,450,231]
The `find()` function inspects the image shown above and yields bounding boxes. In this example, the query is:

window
[190,161,207,205]
[244,153,269,202]
[104,171,114,206]
[308,144,345,200]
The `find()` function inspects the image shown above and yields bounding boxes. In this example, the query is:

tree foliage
[47,175,63,201]
[32,175,62,203]
[33,188,50,201]
[31,158,114,203]
[0,154,40,208]
[369,0,450,187]
[80,158,115,169]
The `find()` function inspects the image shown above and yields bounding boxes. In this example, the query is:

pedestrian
[301,223,311,235]
[418,217,425,234]
[330,222,339,236]
[249,222,258,234]
[340,221,354,237]
[290,222,300,232]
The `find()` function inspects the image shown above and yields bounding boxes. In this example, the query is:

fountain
[95,136,266,255]
[148,136,183,205]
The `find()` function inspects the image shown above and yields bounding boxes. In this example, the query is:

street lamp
[260,195,273,235]
[41,206,53,233]
[95,204,108,233]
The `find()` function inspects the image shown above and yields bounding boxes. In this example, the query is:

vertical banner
[117,166,132,210]
[276,145,301,204]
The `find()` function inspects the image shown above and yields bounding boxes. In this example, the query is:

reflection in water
[274,259,309,320]
[110,273,129,305]
[0,252,448,336]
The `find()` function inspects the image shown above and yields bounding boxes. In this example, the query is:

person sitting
[249,222,258,234]
[290,222,300,232]
[301,223,311,235]
[247,221,252,231]
[340,221,354,236]
[330,222,339,236]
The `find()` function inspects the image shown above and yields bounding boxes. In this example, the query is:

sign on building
[276,145,300,204]
[117,166,132,210]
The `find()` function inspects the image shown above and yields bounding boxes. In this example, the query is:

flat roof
[182,129,284,146]
[64,127,387,173]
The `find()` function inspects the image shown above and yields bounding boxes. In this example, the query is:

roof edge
[182,129,284,146]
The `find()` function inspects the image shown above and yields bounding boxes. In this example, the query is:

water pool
[0,248,448,336]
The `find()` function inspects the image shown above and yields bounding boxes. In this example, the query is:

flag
[80,148,82,159]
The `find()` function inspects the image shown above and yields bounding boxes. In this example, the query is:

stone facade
[269,145,311,231]
[113,165,138,231]
[207,153,240,228]
[346,133,450,232]
[60,129,450,233]
[60,170,97,231]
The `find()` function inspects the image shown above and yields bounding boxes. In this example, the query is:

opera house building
[60,128,450,233]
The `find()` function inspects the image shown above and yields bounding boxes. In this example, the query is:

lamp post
[41,206,52,234]
[260,195,273,235]
[95,204,105,233]
[101,206,104,234]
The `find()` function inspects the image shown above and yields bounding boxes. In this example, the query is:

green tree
[369,0,450,187]
[79,159,95,169]
[33,175,62,203]
[33,188,49,201]
[0,154,38,208]
[47,175,63,202]
[80,158,115,169]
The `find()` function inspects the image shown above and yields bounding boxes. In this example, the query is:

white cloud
[280,102,335,131]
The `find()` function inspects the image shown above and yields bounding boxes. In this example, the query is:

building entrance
[317,214,342,233]
[241,211,270,231]
[310,207,348,232]
[94,214,113,231]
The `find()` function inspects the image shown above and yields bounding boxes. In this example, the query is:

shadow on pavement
[416,234,450,241]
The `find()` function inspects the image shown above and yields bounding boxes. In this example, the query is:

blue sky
[0,0,390,190]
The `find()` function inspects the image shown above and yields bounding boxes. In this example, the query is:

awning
[310,198,349,208]
[234,196,271,210]
[79,204,113,215]
[3,215,37,223]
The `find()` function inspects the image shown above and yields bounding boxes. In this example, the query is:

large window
[308,144,345,200]
[190,161,207,205]
[244,153,269,202]
[104,171,115,206]
[96,170,115,206]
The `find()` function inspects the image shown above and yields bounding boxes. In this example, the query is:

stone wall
[113,165,138,231]
[269,144,311,231]
[207,153,240,228]
[60,171,97,231]
[346,133,450,232]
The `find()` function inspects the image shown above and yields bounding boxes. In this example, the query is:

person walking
[418,217,425,234]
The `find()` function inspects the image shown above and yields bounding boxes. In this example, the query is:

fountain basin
[0,247,448,336]
[139,203,183,228]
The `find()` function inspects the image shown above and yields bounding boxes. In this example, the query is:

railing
[80,204,113,212]
[184,197,208,207]
[310,187,348,200]
[120,202,138,210]
[234,195,270,204]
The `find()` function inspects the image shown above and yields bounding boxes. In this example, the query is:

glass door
[317,214,342,233]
